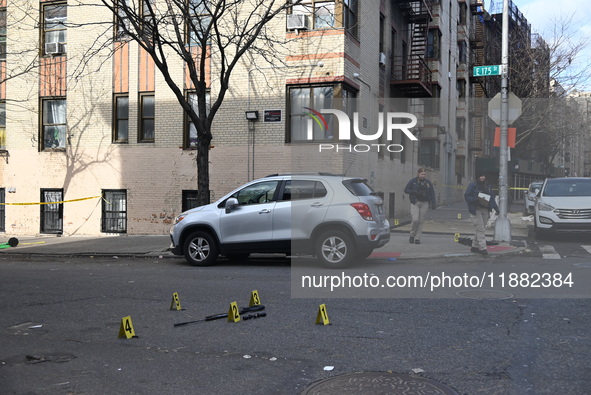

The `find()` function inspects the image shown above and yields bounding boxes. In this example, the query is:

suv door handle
[311,202,324,207]
[259,209,271,214]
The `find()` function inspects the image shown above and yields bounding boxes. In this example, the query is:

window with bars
[102,190,127,233]
[40,189,63,234]
[182,190,199,212]
[0,188,5,232]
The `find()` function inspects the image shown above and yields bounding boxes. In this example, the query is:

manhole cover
[457,290,513,300]
[302,372,458,394]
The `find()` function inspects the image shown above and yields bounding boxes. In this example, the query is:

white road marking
[539,245,561,259]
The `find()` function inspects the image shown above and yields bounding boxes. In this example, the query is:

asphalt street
[1,252,590,395]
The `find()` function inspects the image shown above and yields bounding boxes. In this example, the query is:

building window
[114,95,129,143]
[288,84,356,142]
[456,117,466,140]
[139,94,155,142]
[0,101,5,149]
[182,190,199,211]
[0,188,5,232]
[343,0,358,37]
[425,84,441,115]
[455,155,465,184]
[457,79,466,99]
[427,29,441,60]
[102,190,127,233]
[42,99,67,150]
[458,2,467,25]
[43,3,67,55]
[458,40,467,64]
[290,0,357,35]
[40,189,63,234]
[419,139,440,169]
[185,91,210,149]
[115,0,131,39]
[141,0,155,37]
[0,9,6,60]
[187,0,211,45]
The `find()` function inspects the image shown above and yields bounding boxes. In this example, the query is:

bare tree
[79,0,304,206]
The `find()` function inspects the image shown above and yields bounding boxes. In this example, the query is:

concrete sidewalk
[0,201,532,261]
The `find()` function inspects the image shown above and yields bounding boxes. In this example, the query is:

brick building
[1,0,478,236]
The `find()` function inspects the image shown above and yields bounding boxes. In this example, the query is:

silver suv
[169,173,390,268]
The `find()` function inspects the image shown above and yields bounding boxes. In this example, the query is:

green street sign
[473,65,503,77]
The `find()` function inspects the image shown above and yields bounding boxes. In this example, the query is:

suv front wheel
[316,230,357,268]
[183,231,219,266]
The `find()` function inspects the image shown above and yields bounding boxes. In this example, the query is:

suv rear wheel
[316,230,356,268]
[183,231,219,266]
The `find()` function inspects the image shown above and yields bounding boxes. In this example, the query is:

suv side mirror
[225,197,239,213]
[534,188,540,196]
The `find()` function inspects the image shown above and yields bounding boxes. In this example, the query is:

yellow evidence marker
[394,219,399,226]
[457,213,462,220]
[249,290,261,306]
[316,304,330,325]
[170,292,182,311]
[454,233,460,242]
[228,301,241,322]
[118,316,137,339]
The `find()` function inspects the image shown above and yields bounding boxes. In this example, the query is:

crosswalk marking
[539,245,561,260]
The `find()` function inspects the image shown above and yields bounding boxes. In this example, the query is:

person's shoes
[409,236,415,244]
[414,239,421,244]
[480,249,488,256]
[471,247,480,253]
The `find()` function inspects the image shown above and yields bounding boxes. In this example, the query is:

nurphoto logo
[304,107,418,153]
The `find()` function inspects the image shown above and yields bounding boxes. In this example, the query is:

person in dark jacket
[404,168,436,244]
[464,173,500,255]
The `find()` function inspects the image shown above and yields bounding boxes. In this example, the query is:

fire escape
[468,0,486,152]
[391,0,433,98]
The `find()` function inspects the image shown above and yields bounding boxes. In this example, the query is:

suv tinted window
[231,181,279,205]
[343,179,374,196]
[282,180,327,201]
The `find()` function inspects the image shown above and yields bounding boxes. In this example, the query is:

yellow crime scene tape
[0,195,102,206]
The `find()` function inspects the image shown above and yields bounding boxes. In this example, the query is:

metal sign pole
[495,0,512,242]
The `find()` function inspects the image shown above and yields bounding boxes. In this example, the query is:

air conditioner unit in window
[379,52,387,66]
[45,42,59,55]
[287,14,309,30]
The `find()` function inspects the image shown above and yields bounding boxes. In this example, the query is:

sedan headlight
[537,202,555,212]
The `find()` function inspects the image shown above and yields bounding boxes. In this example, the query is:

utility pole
[494,0,512,242]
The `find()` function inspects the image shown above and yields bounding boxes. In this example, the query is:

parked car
[534,177,591,238]
[523,181,543,215]
[169,173,391,268]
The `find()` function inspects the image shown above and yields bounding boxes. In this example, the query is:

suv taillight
[351,203,373,221]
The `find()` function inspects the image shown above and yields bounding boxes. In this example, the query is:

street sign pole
[495,0,512,242]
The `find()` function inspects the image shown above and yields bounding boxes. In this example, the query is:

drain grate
[302,372,458,394]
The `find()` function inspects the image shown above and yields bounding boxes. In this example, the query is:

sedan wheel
[183,231,219,266]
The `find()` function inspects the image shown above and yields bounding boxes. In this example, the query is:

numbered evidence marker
[457,213,462,220]
[118,316,138,339]
[249,290,261,306]
[454,233,460,243]
[316,304,330,325]
[394,219,399,226]
[228,301,241,323]
[170,292,182,311]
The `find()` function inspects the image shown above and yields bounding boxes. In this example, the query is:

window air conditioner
[379,52,387,66]
[287,14,309,30]
[45,42,59,55]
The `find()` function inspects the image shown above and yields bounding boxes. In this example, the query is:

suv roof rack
[265,172,344,177]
